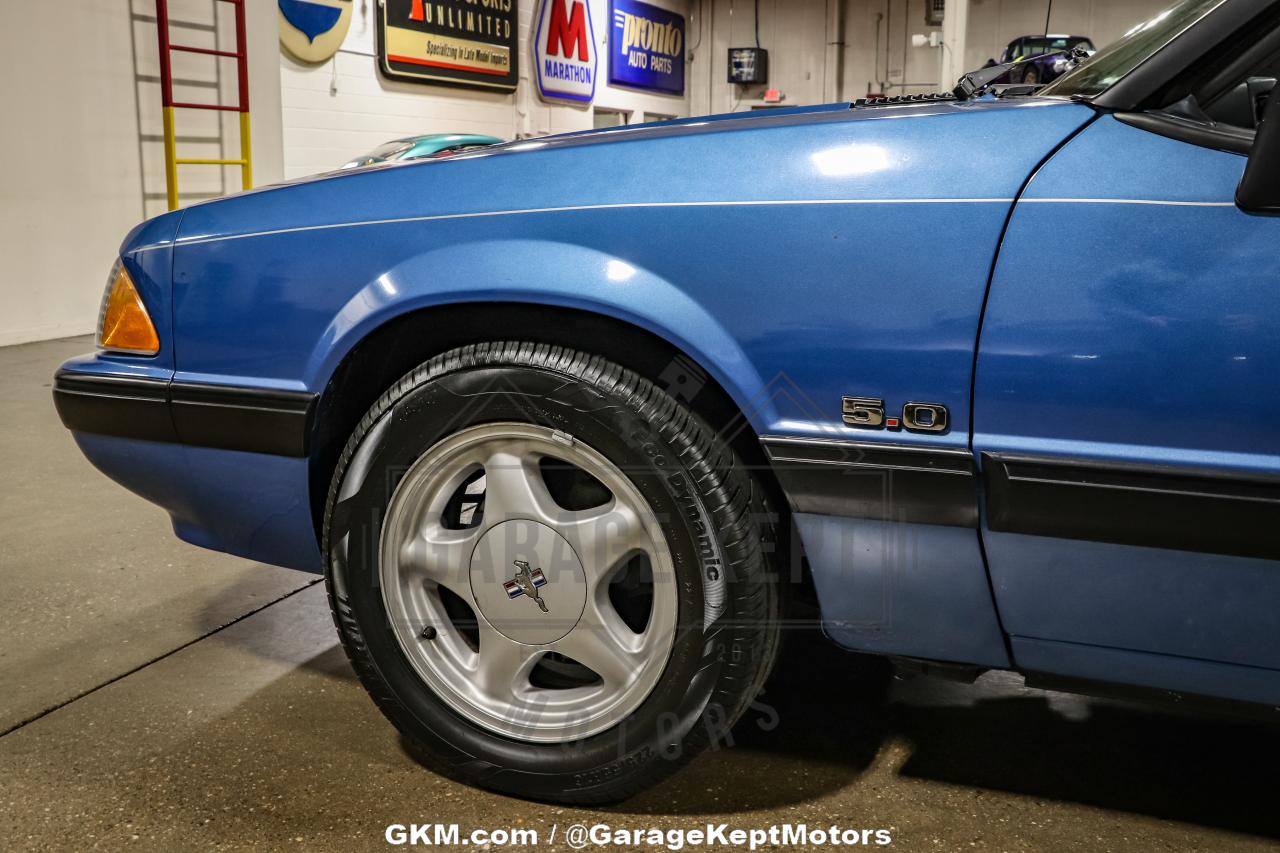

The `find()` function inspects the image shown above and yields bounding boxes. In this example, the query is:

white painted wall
[280,0,692,179]
[843,0,946,98]
[0,0,283,347]
[689,0,831,116]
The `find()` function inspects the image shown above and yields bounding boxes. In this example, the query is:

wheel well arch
[306,301,797,571]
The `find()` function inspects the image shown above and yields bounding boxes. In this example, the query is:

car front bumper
[53,359,323,573]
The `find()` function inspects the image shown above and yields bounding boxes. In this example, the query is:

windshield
[364,140,416,161]
[1040,0,1227,98]
[340,140,416,170]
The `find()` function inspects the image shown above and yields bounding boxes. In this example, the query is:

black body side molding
[53,370,316,457]
[761,436,978,528]
[983,453,1280,560]
[169,382,316,457]
[51,372,177,443]
[761,438,1280,560]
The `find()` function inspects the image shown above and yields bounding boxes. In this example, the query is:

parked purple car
[998,34,1096,85]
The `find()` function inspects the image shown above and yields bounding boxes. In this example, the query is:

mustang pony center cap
[468,519,587,645]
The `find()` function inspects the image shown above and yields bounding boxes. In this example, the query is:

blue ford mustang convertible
[54,0,1280,803]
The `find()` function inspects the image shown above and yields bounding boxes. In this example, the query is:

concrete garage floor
[4,337,1280,852]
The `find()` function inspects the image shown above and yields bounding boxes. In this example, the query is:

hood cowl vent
[853,93,956,108]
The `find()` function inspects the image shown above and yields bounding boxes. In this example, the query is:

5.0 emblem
[842,396,948,433]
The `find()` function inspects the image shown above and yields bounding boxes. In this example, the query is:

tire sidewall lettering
[325,354,755,793]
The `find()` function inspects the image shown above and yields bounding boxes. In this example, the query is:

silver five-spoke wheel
[380,423,678,743]
[327,342,777,803]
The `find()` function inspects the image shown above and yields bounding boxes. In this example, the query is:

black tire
[322,342,780,804]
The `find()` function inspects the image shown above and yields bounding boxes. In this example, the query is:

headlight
[96,259,159,355]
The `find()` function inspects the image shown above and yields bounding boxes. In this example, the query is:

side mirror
[1237,85,1280,214]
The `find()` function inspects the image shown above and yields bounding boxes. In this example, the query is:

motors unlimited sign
[378,0,519,92]
[534,0,597,103]
[609,0,684,95]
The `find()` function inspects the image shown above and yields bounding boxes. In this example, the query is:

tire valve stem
[420,626,438,640]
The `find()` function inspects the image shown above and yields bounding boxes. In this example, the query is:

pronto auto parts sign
[534,0,596,103]
[378,0,519,92]
[609,0,684,95]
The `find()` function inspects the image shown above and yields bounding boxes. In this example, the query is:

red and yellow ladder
[154,0,252,211]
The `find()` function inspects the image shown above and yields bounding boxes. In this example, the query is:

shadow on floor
[68,629,1280,849]
[887,690,1280,838]
[604,630,1280,838]
[296,609,1280,836]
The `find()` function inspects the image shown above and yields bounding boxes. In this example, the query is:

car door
[973,109,1280,704]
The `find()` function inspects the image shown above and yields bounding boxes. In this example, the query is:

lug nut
[420,626,437,640]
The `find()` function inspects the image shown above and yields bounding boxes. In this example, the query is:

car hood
[170,96,1095,248]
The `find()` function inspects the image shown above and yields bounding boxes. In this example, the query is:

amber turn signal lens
[97,262,159,355]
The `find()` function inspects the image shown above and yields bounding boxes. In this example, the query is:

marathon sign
[534,0,597,103]
[609,0,684,95]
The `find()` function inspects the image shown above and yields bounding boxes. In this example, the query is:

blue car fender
[307,238,776,432]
